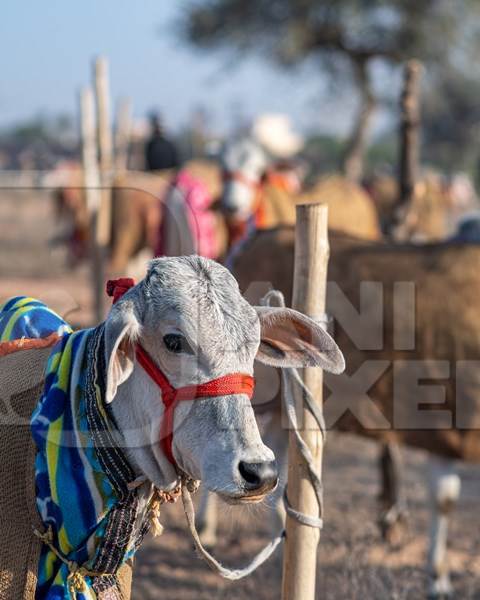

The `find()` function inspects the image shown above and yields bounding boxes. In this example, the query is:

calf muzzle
[238,459,278,496]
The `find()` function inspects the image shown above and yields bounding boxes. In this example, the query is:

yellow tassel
[34,526,113,598]
[149,497,164,537]
[147,479,199,537]
[67,568,88,596]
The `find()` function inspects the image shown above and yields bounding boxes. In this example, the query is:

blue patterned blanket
[0,297,150,599]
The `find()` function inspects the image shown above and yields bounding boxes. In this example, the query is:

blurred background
[2,2,480,599]
[2,1,480,176]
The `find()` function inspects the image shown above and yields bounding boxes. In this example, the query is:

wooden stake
[79,87,104,324]
[94,56,114,247]
[398,59,422,208]
[115,97,132,172]
[80,88,100,213]
[281,203,329,600]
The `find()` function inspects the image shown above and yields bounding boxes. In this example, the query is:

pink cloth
[157,170,218,258]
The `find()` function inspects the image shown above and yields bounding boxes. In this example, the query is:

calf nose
[238,460,278,491]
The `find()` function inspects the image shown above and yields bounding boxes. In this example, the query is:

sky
[0,1,395,137]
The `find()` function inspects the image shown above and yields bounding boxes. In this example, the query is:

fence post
[79,87,104,324]
[115,97,132,172]
[94,56,114,247]
[281,203,329,600]
[398,59,422,208]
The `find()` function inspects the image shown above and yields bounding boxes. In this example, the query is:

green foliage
[366,133,397,171]
[0,113,77,169]
[302,133,345,177]
[2,113,75,146]
[180,0,480,180]
[180,0,480,74]
[421,68,480,175]
[302,131,397,177]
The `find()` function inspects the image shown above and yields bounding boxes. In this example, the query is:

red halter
[106,278,255,465]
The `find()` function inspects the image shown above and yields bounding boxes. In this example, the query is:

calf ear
[255,306,345,373]
[104,302,141,404]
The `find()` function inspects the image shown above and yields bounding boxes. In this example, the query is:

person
[145,113,180,171]
[155,167,222,259]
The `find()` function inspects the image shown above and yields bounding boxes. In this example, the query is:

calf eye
[163,333,193,355]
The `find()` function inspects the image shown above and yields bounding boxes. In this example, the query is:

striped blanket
[0,296,72,348]
[0,297,151,599]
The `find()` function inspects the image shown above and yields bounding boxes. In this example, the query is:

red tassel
[106,278,136,304]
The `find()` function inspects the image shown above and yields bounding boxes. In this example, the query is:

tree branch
[342,57,378,181]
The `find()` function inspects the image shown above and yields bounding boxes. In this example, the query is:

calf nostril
[239,461,262,487]
[238,460,278,490]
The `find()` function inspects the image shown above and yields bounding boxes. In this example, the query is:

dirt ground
[2,190,480,599]
[131,434,480,600]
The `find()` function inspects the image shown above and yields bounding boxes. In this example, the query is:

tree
[421,67,480,177]
[0,113,77,169]
[179,0,480,181]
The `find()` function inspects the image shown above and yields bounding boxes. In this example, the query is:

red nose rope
[106,278,255,465]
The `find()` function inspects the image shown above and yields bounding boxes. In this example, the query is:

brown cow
[109,170,170,273]
[54,161,228,274]
[53,168,169,272]
[298,174,381,241]
[226,226,480,598]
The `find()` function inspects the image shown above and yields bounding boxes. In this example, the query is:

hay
[299,175,382,241]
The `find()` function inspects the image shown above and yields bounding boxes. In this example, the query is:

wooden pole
[281,203,329,600]
[94,56,114,247]
[80,88,100,213]
[79,87,104,324]
[115,97,132,172]
[398,59,422,208]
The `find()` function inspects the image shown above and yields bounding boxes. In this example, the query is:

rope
[129,472,284,581]
[261,290,328,530]
[33,526,113,598]
[281,368,325,529]
[180,476,284,581]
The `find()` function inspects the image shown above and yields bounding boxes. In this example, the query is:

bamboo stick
[281,203,330,600]
[79,87,104,324]
[94,56,114,247]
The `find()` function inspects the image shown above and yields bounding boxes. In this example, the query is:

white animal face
[221,138,269,220]
[105,257,344,502]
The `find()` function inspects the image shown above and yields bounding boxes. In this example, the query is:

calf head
[104,256,344,503]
